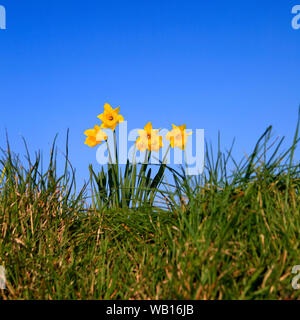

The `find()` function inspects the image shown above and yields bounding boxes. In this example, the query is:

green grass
[1,113,300,300]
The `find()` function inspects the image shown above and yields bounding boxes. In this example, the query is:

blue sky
[0,0,300,186]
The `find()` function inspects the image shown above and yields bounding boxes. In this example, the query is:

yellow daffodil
[166,124,192,150]
[136,122,163,152]
[97,103,124,131]
[84,125,107,147]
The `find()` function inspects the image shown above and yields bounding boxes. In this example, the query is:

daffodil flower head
[97,103,124,131]
[136,122,163,152]
[84,125,107,147]
[166,124,192,150]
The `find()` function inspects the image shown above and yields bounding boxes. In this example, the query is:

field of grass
[1,113,300,300]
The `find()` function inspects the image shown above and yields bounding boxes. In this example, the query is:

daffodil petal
[152,129,160,135]
[165,131,172,141]
[85,137,98,147]
[159,136,163,148]
[144,122,153,134]
[97,114,105,121]
[104,103,112,111]
[101,122,109,129]
[138,129,148,139]
[117,114,124,122]
[84,129,96,137]
[96,130,107,142]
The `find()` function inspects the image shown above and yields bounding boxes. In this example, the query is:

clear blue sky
[0,0,300,186]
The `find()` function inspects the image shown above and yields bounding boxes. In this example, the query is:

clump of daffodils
[84,103,193,209]
[84,103,192,153]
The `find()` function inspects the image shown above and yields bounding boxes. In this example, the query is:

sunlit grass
[0,109,300,299]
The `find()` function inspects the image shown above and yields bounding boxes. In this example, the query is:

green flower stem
[162,144,171,165]
[184,149,189,177]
